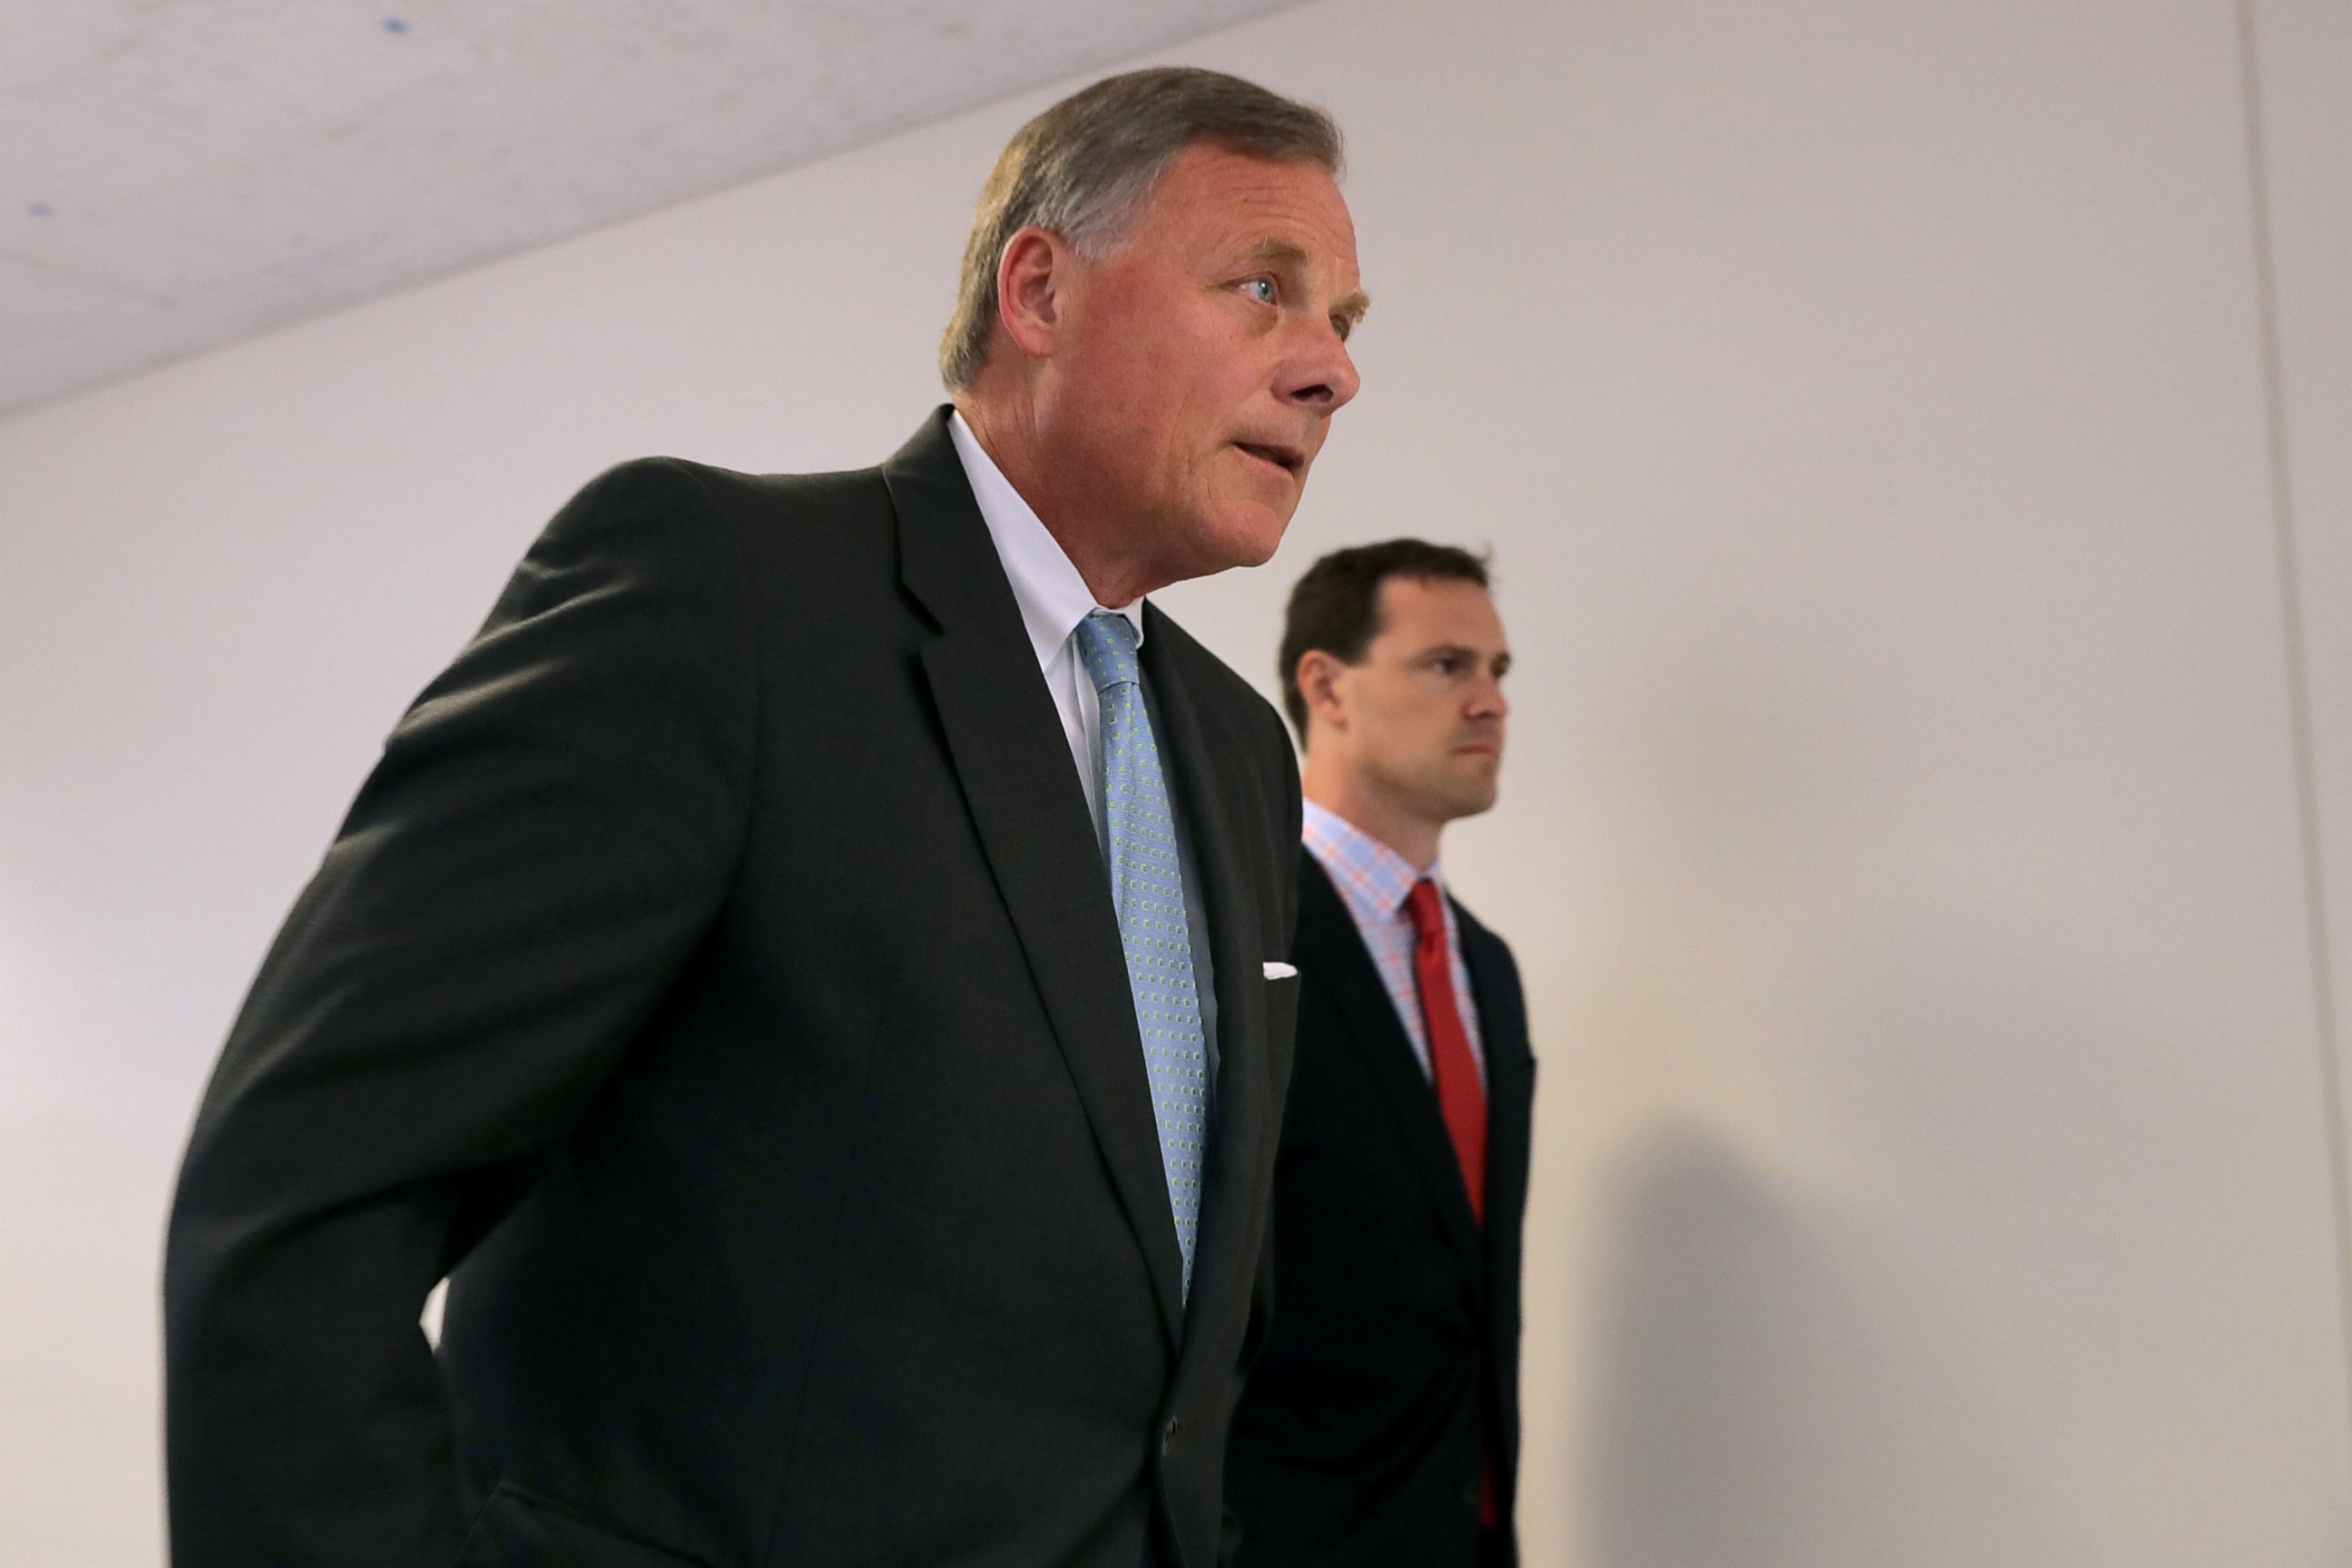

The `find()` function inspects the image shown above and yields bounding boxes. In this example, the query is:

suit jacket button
[1161,1416,1182,1455]
[1462,1478,1481,1511]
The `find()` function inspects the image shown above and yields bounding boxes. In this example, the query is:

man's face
[1044,143,1365,586]
[1328,576,1511,826]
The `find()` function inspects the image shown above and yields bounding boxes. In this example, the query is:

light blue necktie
[1075,610,1209,1298]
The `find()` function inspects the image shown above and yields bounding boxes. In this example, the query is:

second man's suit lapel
[1461,916,1533,1427]
[1296,854,1485,1285]
[885,416,1187,1346]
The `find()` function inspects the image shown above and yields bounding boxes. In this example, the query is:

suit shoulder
[535,457,897,617]
[571,454,889,528]
[1289,851,1371,965]
[1294,843,1343,912]
[1448,894,1521,976]
[495,454,895,652]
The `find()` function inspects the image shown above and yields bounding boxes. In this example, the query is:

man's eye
[1240,278,1277,304]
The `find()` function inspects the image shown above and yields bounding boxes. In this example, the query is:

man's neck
[954,395,1160,608]
[1301,772,1441,872]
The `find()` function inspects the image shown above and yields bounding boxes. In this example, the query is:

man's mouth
[1233,440,1304,475]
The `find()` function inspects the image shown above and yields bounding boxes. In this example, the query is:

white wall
[4,0,2347,1563]
[2259,0,2352,1398]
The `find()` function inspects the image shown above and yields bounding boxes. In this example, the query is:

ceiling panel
[0,0,1299,413]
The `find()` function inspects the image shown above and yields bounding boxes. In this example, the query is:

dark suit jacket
[1223,850,1534,1567]
[163,409,1305,1568]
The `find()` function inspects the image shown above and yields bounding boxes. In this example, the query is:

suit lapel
[1295,855,1485,1283]
[1139,611,1268,1343]
[884,412,1186,1345]
[1460,913,1533,1341]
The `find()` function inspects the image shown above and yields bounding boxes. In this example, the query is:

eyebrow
[1412,642,1509,666]
[1251,239,1372,328]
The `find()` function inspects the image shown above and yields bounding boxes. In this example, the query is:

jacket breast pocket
[1261,968,1300,1091]
[459,1482,710,1568]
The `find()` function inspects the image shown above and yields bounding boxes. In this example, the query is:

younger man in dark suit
[1227,541,1532,1566]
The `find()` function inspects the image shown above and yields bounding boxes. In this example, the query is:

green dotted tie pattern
[1074,610,1208,1298]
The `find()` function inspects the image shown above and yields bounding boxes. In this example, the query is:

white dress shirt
[949,411,1145,837]
[948,410,1220,1080]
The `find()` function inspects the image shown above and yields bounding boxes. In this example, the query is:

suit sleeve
[1225,700,1303,1566]
[162,459,759,1568]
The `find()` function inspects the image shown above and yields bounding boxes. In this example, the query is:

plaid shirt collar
[1300,799,1451,923]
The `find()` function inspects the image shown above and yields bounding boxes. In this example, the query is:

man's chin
[1442,774,1502,820]
[1174,507,1291,578]
[1221,499,1298,567]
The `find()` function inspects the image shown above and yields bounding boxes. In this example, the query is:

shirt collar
[1301,798,1449,916]
[949,409,1146,668]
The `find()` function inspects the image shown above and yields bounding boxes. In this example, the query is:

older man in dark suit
[164,66,1366,1568]
[1227,541,1533,1567]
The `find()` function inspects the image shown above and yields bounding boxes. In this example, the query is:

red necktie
[1406,877,1497,1528]
[1406,878,1485,1220]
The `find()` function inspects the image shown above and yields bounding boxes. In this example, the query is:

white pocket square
[1262,961,1298,980]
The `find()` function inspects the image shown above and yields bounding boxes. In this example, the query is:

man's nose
[1278,317,1361,413]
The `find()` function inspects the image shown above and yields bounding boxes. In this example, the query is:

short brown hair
[1279,539,1492,740]
[939,66,1343,390]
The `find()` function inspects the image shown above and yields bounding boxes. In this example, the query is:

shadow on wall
[1579,1123,2058,1568]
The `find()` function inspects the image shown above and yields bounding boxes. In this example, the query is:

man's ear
[1295,650,1350,735]
[995,226,1072,360]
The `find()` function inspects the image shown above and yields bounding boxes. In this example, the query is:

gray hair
[939,66,1343,390]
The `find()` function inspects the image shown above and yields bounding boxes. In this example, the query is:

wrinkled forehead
[1134,145,1356,249]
